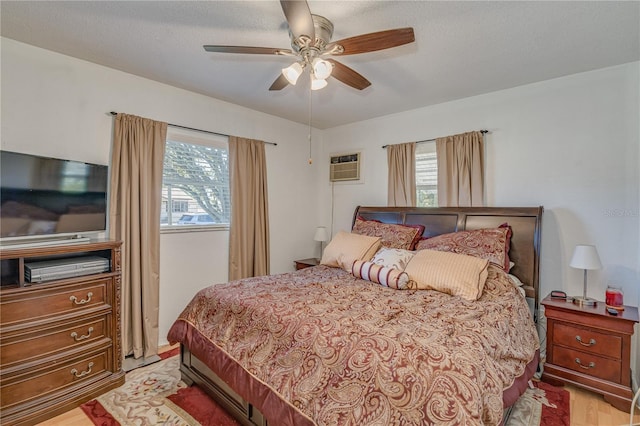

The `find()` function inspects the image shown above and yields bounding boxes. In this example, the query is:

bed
[168,206,543,426]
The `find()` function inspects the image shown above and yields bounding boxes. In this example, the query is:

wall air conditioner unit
[329,152,360,182]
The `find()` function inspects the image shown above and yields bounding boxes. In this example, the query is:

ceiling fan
[203,0,415,91]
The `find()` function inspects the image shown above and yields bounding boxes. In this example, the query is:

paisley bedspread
[168,264,539,426]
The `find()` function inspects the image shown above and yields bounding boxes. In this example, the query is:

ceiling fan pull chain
[308,74,313,165]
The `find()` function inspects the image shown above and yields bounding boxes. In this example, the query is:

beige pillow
[404,249,489,301]
[320,231,381,269]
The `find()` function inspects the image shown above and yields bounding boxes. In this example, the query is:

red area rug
[82,349,568,426]
[80,348,239,426]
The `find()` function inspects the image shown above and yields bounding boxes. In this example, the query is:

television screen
[0,151,108,239]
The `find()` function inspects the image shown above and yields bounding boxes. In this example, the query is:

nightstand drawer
[552,345,621,383]
[553,322,621,359]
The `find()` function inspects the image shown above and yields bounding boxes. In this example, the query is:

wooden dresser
[0,240,125,425]
[541,294,639,412]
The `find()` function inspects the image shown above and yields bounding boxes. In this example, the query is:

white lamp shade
[310,76,327,91]
[312,58,333,80]
[314,226,328,242]
[569,245,602,270]
[282,62,303,85]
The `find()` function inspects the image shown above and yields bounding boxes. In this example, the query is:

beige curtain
[436,131,484,207]
[109,113,166,359]
[387,142,417,207]
[228,136,270,280]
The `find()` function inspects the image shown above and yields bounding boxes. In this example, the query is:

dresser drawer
[1,279,110,326]
[1,350,109,409]
[1,315,109,368]
[553,322,621,359]
[551,345,621,383]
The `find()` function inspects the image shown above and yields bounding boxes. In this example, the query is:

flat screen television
[0,151,109,245]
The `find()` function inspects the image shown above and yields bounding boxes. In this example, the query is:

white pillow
[507,273,526,297]
[507,273,523,288]
[371,248,415,270]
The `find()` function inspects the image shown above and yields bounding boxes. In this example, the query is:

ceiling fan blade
[326,28,415,55]
[203,45,292,55]
[327,59,371,90]
[269,74,290,91]
[280,0,315,41]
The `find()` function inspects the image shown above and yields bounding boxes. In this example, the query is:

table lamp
[569,244,602,307]
[314,226,328,258]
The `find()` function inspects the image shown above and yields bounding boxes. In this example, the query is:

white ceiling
[2,1,638,129]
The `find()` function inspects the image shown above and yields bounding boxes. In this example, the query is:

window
[171,200,189,213]
[161,130,230,228]
[416,142,437,207]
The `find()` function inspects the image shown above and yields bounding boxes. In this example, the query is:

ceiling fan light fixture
[282,62,304,85]
[312,57,333,80]
[311,75,328,91]
[204,1,415,92]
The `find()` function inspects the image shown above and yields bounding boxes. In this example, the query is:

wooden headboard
[353,206,543,316]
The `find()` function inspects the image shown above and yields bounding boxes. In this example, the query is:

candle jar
[605,285,624,310]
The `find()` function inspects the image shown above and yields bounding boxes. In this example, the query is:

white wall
[1,38,323,346]
[637,66,640,391]
[321,61,640,384]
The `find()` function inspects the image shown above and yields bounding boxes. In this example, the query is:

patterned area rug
[81,348,239,426]
[82,350,569,426]
[505,381,570,426]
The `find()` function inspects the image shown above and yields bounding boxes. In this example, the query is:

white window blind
[415,142,438,207]
[161,130,230,227]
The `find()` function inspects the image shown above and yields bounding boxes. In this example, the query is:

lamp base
[572,296,598,307]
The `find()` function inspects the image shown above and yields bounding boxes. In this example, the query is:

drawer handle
[70,292,93,305]
[70,327,94,342]
[575,335,596,347]
[574,358,595,370]
[70,362,94,378]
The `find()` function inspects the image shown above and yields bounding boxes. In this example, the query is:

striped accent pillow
[404,249,489,300]
[351,260,410,290]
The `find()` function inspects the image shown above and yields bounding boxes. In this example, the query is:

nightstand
[294,258,319,270]
[541,294,639,412]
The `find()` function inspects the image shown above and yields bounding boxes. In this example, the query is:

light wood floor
[37,344,640,426]
[568,385,640,426]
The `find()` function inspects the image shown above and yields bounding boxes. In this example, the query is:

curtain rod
[381,130,488,149]
[109,112,277,146]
